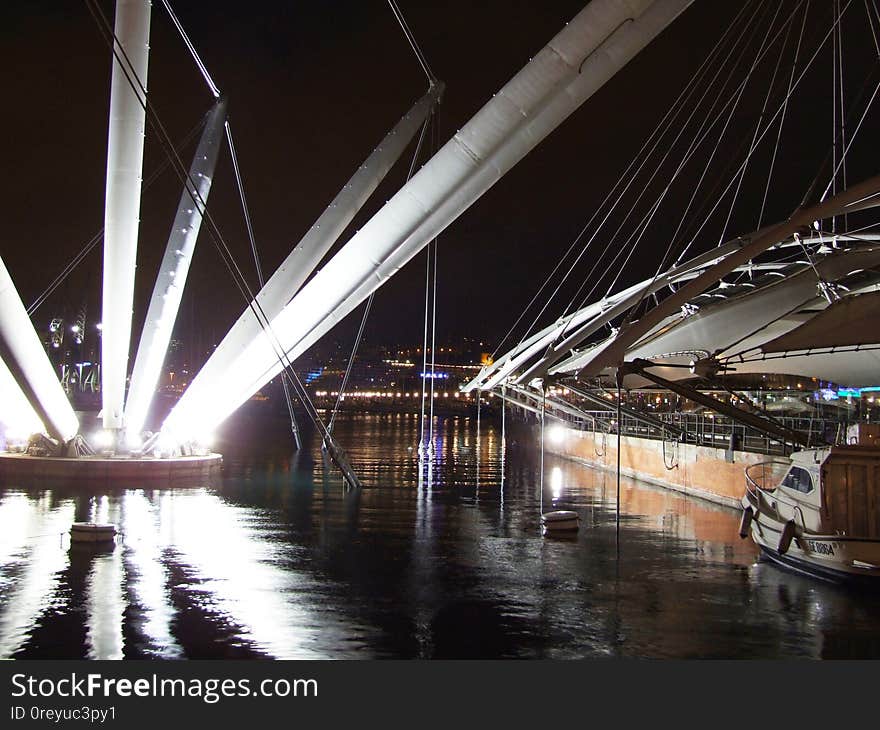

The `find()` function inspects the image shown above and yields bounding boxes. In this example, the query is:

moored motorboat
[70,522,117,544]
[741,446,880,584]
[541,510,580,534]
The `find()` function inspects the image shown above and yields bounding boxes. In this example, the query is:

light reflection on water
[1,412,879,659]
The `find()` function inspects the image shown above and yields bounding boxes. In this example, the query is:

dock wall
[546,426,764,510]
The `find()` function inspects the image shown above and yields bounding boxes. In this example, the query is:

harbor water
[1,412,879,659]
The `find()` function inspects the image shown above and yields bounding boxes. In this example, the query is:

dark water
[1,412,879,659]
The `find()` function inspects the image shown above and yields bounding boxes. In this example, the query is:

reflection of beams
[85,548,125,660]
[0,495,75,657]
[121,491,182,658]
[163,491,321,658]
[629,359,807,446]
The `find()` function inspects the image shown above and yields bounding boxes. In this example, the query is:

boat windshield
[780,466,814,494]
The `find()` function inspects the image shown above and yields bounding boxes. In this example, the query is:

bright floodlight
[549,425,566,445]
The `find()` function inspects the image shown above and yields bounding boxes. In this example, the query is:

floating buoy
[738,507,753,539]
[541,510,580,534]
[70,522,117,544]
[777,520,796,555]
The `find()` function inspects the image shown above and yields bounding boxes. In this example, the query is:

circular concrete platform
[0,451,222,486]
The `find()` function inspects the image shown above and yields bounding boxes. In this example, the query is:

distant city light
[420,372,448,379]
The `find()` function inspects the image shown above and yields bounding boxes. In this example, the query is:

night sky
[1,1,874,361]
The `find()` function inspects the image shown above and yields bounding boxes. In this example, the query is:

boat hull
[741,495,880,584]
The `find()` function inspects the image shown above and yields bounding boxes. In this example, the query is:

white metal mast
[101,0,151,436]
[124,97,228,439]
[163,0,695,441]
[0,256,79,443]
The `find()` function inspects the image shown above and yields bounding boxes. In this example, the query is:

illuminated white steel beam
[174,83,443,418]
[0,356,45,442]
[0,257,79,442]
[164,0,694,439]
[101,0,151,432]
[124,97,228,437]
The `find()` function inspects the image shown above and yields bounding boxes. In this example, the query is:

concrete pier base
[0,451,222,487]
[545,426,764,510]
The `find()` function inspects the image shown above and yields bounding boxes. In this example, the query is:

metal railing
[529,398,850,456]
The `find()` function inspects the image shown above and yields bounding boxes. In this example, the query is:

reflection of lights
[93,430,113,448]
[0,494,76,657]
[551,466,563,499]
[163,490,320,658]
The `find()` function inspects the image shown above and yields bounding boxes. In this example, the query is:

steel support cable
[387,0,435,84]
[554,1,769,328]
[27,115,208,315]
[164,0,305,444]
[604,2,784,306]
[417,239,431,454]
[386,0,438,458]
[671,0,855,268]
[328,295,372,436]
[159,0,221,98]
[86,1,336,450]
[839,4,849,232]
[837,0,848,232]
[559,0,774,326]
[332,116,432,440]
[427,232,438,452]
[662,0,784,267]
[492,0,759,360]
[503,0,760,361]
[793,232,836,301]
[672,3,812,270]
[427,114,441,454]
[88,3,320,446]
[759,2,809,231]
[836,0,840,235]
[718,3,788,246]
[163,0,307,446]
[601,0,781,310]
[836,220,880,237]
[225,120,301,443]
[865,0,880,58]
[819,79,880,206]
